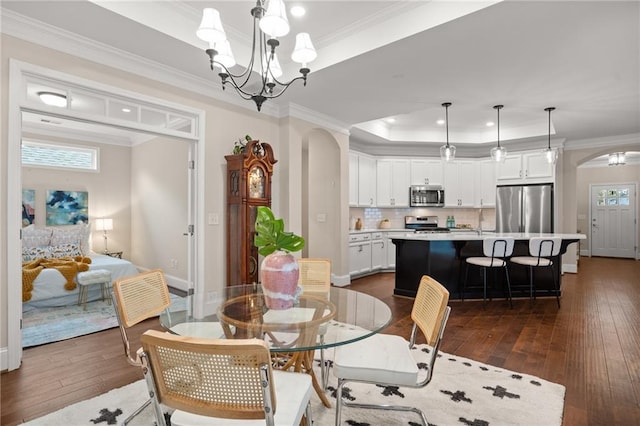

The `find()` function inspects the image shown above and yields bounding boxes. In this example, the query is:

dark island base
[392,239,577,300]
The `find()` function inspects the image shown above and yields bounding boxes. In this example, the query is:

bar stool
[463,237,514,307]
[510,237,562,307]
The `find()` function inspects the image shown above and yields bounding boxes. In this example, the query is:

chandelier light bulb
[259,0,290,38]
[197,8,226,43]
[291,33,317,65]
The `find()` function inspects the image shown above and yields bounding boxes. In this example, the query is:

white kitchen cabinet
[497,152,554,183]
[371,232,385,270]
[443,161,476,207]
[410,159,443,186]
[377,159,410,207]
[349,152,359,206]
[475,160,497,207]
[349,233,372,276]
[357,155,377,207]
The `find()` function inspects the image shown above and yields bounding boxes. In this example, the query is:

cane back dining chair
[463,237,515,307]
[139,330,314,426]
[333,275,451,426]
[510,237,563,307]
[297,258,331,388]
[112,269,172,424]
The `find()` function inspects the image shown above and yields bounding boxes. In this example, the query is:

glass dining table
[160,284,392,407]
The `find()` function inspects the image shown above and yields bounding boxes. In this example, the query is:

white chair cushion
[510,256,553,267]
[170,369,312,426]
[466,257,506,268]
[333,333,418,387]
[76,269,112,285]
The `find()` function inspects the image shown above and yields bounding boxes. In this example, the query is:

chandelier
[490,105,507,162]
[196,0,317,111]
[439,102,456,161]
[608,152,626,166]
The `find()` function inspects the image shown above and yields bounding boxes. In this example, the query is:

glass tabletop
[160,284,392,353]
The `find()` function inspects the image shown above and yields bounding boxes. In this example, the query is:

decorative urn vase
[261,250,301,310]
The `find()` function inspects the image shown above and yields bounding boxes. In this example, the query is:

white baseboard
[135,266,189,292]
[332,273,351,287]
[562,262,578,274]
[1,347,8,372]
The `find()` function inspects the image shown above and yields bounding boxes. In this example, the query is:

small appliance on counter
[404,215,450,233]
[409,185,445,207]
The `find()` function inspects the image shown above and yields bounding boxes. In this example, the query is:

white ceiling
[2,0,639,158]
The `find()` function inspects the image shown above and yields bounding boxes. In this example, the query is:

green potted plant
[254,206,305,309]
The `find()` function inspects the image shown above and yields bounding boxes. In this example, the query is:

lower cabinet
[349,233,372,276]
[371,233,385,270]
[350,231,396,277]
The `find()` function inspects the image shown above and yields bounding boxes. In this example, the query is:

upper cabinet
[377,159,410,207]
[410,159,443,186]
[443,160,476,207]
[475,159,497,207]
[497,151,555,184]
[357,154,377,207]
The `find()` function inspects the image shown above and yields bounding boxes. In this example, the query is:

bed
[22,224,139,311]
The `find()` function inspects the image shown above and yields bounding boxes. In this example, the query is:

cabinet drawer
[371,232,383,240]
[349,233,371,242]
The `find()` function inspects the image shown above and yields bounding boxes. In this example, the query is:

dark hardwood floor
[2,256,639,425]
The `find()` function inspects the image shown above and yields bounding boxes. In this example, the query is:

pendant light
[490,104,507,162]
[543,107,558,164]
[439,102,456,161]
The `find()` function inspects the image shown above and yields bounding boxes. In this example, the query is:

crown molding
[282,103,351,136]
[564,133,640,151]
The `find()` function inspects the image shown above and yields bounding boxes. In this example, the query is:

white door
[591,184,637,258]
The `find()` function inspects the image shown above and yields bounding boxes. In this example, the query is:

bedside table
[104,251,123,259]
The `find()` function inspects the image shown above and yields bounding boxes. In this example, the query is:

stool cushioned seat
[510,256,553,267]
[77,269,112,284]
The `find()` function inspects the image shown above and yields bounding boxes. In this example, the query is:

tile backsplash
[350,207,496,231]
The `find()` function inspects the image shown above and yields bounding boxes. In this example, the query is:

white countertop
[388,231,586,241]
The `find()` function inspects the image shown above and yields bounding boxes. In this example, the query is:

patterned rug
[21,345,565,426]
[22,294,186,348]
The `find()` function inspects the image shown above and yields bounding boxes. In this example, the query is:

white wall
[21,133,132,255]
[576,162,640,253]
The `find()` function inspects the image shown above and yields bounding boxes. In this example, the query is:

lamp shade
[259,0,290,38]
[211,39,236,68]
[197,8,226,43]
[291,33,317,65]
[95,218,113,231]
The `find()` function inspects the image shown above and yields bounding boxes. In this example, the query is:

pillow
[50,224,90,254]
[22,226,53,249]
[22,246,49,262]
[48,243,83,259]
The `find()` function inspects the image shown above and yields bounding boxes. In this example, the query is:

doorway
[590,183,637,258]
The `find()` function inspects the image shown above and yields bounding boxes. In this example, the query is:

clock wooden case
[225,140,277,285]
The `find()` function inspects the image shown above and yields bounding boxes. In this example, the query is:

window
[21,140,99,172]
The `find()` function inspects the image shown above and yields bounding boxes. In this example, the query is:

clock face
[248,167,265,198]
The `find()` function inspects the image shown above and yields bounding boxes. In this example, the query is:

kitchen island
[390,231,585,300]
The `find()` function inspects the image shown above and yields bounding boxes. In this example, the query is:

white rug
[21,345,565,426]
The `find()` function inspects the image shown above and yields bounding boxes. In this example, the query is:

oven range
[404,215,451,233]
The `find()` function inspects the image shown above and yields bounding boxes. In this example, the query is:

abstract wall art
[45,190,89,225]
[22,189,36,227]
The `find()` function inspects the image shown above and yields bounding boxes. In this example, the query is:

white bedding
[24,253,139,309]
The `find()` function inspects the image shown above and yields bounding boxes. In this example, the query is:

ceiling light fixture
[290,5,305,17]
[543,107,557,164]
[608,152,626,166]
[439,102,456,162]
[37,91,67,108]
[490,104,507,162]
[196,0,317,112]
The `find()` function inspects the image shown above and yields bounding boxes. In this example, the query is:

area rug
[22,294,186,348]
[21,345,565,426]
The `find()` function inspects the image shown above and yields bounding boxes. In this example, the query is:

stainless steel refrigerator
[496,183,553,233]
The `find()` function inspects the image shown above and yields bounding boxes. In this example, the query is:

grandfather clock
[225,140,277,285]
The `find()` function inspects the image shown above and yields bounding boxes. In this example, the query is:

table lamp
[95,218,113,253]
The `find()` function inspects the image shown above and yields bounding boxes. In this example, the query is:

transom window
[21,140,99,172]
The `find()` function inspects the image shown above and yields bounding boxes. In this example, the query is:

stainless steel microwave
[410,185,445,207]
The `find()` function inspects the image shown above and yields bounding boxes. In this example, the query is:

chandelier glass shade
[196,0,317,111]
[608,152,626,166]
[543,107,558,164]
[490,104,507,162]
[439,102,456,162]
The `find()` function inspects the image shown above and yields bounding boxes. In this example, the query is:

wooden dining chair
[333,275,451,426]
[140,330,314,426]
[111,269,172,425]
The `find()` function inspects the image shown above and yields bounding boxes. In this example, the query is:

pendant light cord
[493,104,503,148]
[545,107,555,149]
